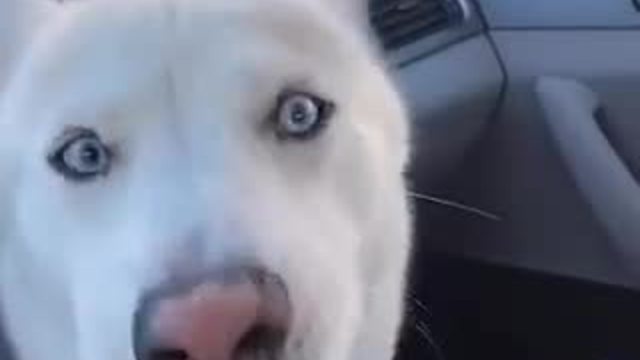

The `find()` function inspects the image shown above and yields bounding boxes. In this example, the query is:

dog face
[0,1,410,360]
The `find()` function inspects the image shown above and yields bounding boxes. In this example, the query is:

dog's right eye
[47,127,112,182]
[272,91,335,141]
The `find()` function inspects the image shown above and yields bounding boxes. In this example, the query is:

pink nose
[134,269,291,360]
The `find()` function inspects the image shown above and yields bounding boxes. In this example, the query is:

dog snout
[134,268,291,360]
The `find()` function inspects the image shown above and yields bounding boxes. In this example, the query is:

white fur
[0,1,411,360]
[0,0,57,93]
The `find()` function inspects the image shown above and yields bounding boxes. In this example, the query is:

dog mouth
[133,268,291,360]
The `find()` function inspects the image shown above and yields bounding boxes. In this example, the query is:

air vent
[370,0,465,50]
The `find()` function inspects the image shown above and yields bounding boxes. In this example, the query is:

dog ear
[311,0,370,30]
[325,0,367,20]
[0,0,59,93]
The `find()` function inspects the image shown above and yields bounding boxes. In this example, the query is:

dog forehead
[9,0,367,136]
[31,0,356,98]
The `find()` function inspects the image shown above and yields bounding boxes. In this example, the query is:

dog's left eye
[48,127,112,182]
[274,92,335,140]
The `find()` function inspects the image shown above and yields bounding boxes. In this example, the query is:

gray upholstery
[536,77,640,278]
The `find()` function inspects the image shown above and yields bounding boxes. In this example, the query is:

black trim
[370,0,466,50]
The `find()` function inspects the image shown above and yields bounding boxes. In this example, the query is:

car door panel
[536,77,640,274]
[429,0,640,288]
[396,35,503,187]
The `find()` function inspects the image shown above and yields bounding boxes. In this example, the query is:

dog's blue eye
[275,92,334,140]
[48,127,111,182]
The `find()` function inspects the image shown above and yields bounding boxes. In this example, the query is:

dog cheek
[69,259,151,360]
[254,201,364,360]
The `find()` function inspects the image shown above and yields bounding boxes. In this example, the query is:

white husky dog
[0,0,411,359]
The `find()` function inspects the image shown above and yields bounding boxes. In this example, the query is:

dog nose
[134,268,291,360]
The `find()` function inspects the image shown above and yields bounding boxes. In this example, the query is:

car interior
[1,0,639,359]
[374,0,640,359]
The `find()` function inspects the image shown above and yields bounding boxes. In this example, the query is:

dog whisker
[409,191,503,222]
[408,293,433,319]
[413,321,447,360]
